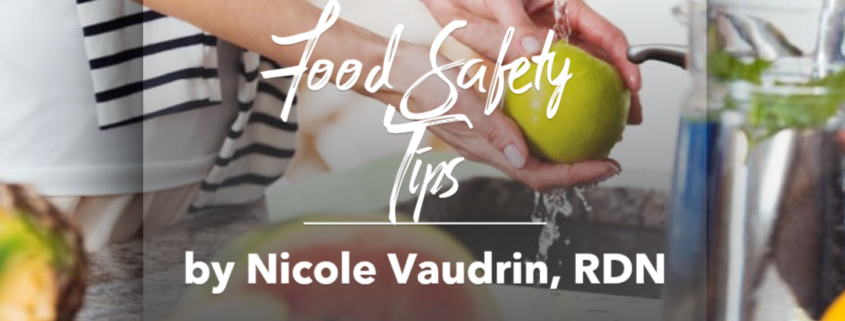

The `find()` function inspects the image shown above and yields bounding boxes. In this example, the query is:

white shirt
[0,0,235,196]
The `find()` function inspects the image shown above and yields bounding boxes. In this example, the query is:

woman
[0,0,640,251]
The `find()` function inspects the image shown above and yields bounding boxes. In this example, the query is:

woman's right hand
[420,0,643,125]
[391,43,621,191]
[141,0,622,190]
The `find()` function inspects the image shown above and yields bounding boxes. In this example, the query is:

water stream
[529,187,592,320]
[526,1,594,319]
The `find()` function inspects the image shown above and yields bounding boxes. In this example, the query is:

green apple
[504,41,630,163]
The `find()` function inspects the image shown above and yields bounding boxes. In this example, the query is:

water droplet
[574,187,592,212]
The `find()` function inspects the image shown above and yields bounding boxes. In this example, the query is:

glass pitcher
[664,1,845,321]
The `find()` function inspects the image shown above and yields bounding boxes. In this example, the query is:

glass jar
[664,1,845,321]
[662,2,711,321]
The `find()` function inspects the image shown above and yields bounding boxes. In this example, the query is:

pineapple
[0,184,87,321]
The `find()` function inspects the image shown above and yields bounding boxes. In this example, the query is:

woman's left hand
[420,0,643,124]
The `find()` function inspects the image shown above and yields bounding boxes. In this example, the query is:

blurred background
[273,0,690,194]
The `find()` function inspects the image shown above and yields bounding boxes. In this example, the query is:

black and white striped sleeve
[190,53,299,211]
[76,1,299,209]
[76,0,221,129]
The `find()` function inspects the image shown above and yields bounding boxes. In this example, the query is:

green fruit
[505,41,630,163]
[179,214,503,321]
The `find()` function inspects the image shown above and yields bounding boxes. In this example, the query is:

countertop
[78,204,267,321]
[77,184,665,321]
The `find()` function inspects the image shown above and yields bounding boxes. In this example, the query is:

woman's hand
[420,0,643,124]
[393,43,621,191]
[142,0,621,190]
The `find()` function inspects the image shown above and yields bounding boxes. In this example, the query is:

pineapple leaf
[0,210,72,274]
[0,234,28,276]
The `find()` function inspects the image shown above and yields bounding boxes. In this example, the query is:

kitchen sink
[397,177,667,299]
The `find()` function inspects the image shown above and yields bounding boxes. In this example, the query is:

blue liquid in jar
[663,115,718,321]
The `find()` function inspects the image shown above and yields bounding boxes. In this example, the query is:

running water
[529,186,593,320]
[532,187,592,264]
[531,0,584,265]
[528,1,588,319]
[552,0,572,43]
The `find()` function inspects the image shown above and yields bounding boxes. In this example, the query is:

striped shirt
[75,0,297,210]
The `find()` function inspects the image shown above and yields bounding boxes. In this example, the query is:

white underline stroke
[303,222,548,226]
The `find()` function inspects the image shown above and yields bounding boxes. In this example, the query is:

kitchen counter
[78,204,267,321]
[78,183,665,321]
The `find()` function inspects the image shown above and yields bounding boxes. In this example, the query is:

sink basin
[397,177,667,299]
